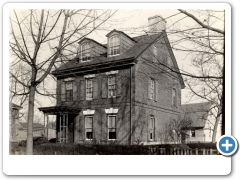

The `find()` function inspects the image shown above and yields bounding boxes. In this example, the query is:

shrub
[33,143,150,155]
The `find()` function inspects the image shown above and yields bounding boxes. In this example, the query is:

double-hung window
[81,43,91,62]
[149,116,155,140]
[85,116,93,140]
[108,115,116,140]
[86,79,93,100]
[109,35,120,56]
[108,76,116,98]
[66,82,73,101]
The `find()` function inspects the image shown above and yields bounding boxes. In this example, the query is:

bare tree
[9,9,117,154]
[159,9,225,143]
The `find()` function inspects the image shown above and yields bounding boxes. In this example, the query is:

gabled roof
[78,37,107,49]
[106,29,137,43]
[52,33,161,76]
[181,102,213,128]
[52,30,185,88]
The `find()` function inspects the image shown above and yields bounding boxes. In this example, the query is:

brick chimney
[148,15,167,34]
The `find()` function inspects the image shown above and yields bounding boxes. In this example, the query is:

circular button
[217,135,238,156]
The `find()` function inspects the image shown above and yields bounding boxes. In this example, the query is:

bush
[33,143,150,155]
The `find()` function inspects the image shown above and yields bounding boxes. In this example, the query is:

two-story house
[39,15,185,145]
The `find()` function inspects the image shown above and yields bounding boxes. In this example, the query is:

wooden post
[163,148,166,155]
[177,148,179,155]
[59,114,62,143]
[203,148,205,155]
[173,148,176,155]
[66,114,68,143]
[56,115,58,143]
[184,149,187,155]
[47,115,49,141]
[210,149,213,155]
[43,114,46,138]
[190,149,192,155]
[195,148,198,155]
[170,148,173,155]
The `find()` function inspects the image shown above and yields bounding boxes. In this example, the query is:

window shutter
[93,78,98,99]
[73,81,77,101]
[148,79,151,100]
[154,80,158,102]
[78,115,84,140]
[102,76,107,98]
[116,74,121,97]
[80,80,85,100]
[61,81,66,101]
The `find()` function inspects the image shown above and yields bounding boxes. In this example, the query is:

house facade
[39,15,185,145]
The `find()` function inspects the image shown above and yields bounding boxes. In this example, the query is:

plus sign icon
[217,135,238,156]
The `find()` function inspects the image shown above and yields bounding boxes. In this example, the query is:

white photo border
[3,2,231,176]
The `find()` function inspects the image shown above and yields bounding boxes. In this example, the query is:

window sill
[109,54,119,57]
[86,98,93,101]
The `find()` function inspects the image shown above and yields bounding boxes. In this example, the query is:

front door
[58,114,75,143]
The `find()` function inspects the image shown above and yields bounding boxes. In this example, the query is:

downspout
[130,66,132,145]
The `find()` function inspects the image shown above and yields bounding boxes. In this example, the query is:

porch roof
[38,106,81,115]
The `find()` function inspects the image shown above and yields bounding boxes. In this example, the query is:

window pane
[150,132,153,140]
[110,36,120,55]
[150,117,154,128]
[81,43,90,61]
[86,132,93,139]
[109,132,116,139]
[85,117,93,128]
[109,116,116,128]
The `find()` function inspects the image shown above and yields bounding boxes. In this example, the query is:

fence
[149,147,220,155]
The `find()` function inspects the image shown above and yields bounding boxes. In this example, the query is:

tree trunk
[212,99,222,143]
[212,115,221,143]
[26,85,36,155]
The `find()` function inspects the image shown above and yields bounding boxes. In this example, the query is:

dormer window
[81,42,91,62]
[109,35,120,56]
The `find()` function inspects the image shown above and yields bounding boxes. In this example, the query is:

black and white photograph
[3,2,236,176]
[8,7,225,156]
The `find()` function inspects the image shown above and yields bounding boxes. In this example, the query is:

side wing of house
[133,33,184,144]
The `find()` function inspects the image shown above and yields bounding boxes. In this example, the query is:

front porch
[39,106,81,143]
